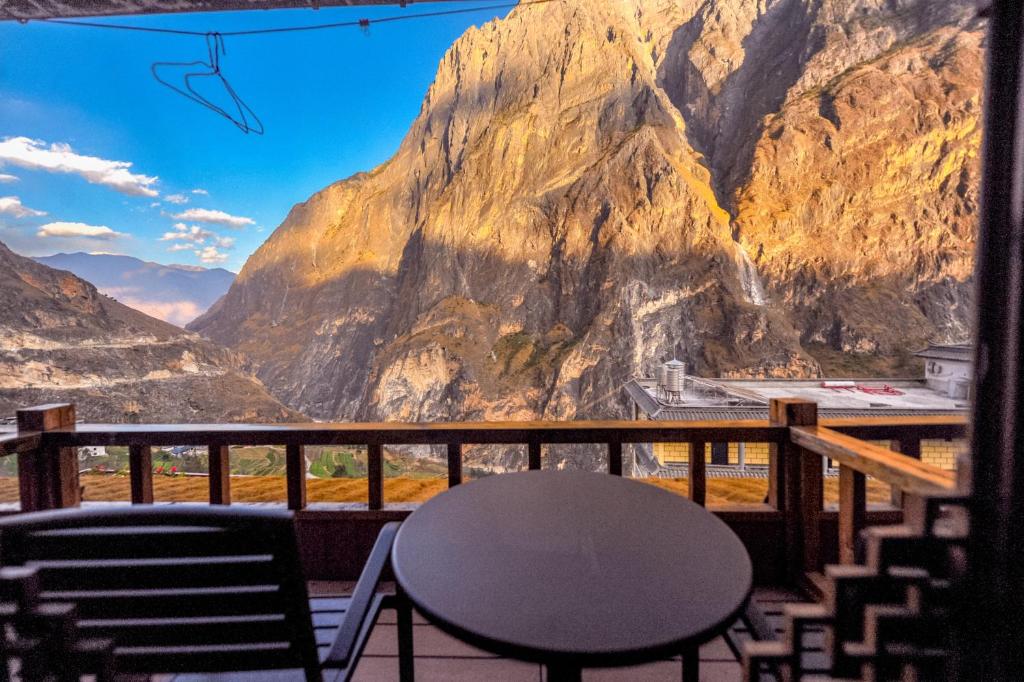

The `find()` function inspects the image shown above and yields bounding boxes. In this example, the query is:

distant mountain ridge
[35,252,235,326]
[1,241,303,423]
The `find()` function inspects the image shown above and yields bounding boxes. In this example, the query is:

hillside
[0,241,303,423]
[35,252,235,326]
[190,0,982,467]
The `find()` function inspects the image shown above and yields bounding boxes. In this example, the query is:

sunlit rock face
[0,242,304,423]
[191,0,982,458]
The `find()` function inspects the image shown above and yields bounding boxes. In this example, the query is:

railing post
[838,465,866,564]
[769,398,818,585]
[16,404,80,511]
[608,442,623,476]
[688,442,707,507]
[286,444,307,510]
[128,445,153,504]
[367,444,383,510]
[448,443,462,487]
[528,441,541,470]
[891,438,921,507]
[207,444,230,505]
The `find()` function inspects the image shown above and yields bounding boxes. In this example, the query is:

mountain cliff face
[191,0,983,443]
[0,242,303,423]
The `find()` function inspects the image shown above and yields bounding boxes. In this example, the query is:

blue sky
[0,2,510,272]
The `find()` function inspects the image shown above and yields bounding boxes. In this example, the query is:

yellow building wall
[652,442,771,466]
[652,439,961,470]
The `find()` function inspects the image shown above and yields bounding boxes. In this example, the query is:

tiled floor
[170,584,806,682]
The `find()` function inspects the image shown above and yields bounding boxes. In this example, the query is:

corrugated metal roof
[649,406,966,421]
[913,344,973,362]
[1,0,468,21]
[624,378,967,421]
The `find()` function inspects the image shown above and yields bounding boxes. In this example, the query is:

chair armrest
[323,521,401,668]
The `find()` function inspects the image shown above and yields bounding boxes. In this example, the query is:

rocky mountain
[191,0,983,463]
[35,252,235,326]
[0,241,303,423]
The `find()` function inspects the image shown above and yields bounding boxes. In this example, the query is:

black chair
[0,565,117,681]
[0,506,406,681]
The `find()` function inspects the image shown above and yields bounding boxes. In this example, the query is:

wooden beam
[790,426,955,495]
[128,444,153,504]
[0,0,475,22]
[15,403,80,511]
[688,442,706,507]
[40,420,788,448]
[838,465,866,564]
[207,444,230,505]
[286,444,306,511]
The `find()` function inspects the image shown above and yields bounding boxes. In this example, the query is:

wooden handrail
[0,432,41,457]
[790,425,956,495]
[35,420,786,447]
[821,414,967,441]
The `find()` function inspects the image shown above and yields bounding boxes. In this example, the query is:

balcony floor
[160,582,805,682]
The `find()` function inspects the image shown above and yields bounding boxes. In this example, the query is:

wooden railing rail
[788,415,959,580]
[790,425,957,495]
[3,401,968,591]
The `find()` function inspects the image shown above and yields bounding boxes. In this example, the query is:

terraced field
[0,472,892,506]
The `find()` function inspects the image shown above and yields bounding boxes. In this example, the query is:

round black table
[391,470,752,681]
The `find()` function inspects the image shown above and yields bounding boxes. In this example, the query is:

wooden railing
[0,400,966,586]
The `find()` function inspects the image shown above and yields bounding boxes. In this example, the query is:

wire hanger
[151,32,264,135]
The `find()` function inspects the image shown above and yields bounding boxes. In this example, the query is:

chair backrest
[0,506,321,677]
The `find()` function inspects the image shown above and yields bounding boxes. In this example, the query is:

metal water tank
[664,359,686,394]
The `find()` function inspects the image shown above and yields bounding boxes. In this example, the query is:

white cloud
[0,136,159,197]
[172,208,253,228]
[166,243,193,252]
[118,299,202,326]
[191,188,208,195]
[160,223,213,244]
[197,246,228,264]
[164,193,189,205]
[214,235,236,248]
[0,174,17,183]
[0,196,46,218]
[37,221,126,240]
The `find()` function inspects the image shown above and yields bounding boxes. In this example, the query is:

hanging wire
[15,0,559,133]
[32,0,558,38]
[151,32,264,134]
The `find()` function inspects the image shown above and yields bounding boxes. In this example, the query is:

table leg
[396,585,415,682]
[683,644,699,682]
[546,663,582,682]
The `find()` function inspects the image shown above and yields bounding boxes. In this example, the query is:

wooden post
[16,404,80,511]
[207,444,230,505]
[367,444,383,510]
[447,443,462,487]
[963,1,1024,676]
[769,398,818,584]
[528,441,541,470]
[688,442,707,507]
[286,444,306,511]
[891,438,921,507]
[608,442,623,476]
[128,444,153,504]
[838,465,866,564]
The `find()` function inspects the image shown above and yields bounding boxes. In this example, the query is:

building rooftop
[913,343,974,363]
[625,376,969,421]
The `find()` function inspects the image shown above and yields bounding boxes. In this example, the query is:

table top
[391,470,752,667]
